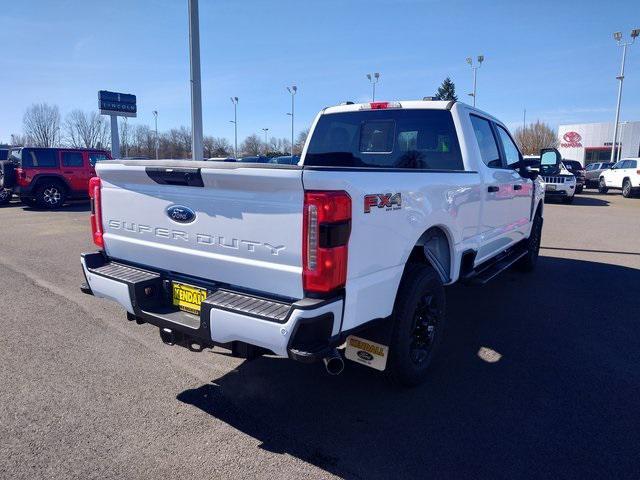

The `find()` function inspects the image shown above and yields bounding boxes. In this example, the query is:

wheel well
[406,227,452,283]
[33,175,69,192]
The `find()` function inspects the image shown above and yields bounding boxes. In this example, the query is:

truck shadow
[177,256,640,479]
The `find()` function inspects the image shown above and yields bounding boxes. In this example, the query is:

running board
[462,245,528,286]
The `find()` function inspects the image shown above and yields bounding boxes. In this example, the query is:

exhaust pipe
[323,349,344,376]
[159,327,177,346]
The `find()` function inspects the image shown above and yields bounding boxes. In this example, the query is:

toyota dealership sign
[561,131,582,148]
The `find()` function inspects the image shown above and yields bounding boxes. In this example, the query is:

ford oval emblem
[357,351,374,361]
[167,205,196,224]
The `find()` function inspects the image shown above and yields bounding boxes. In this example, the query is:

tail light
[89,176,104,249]
[303,191,351,294]
[15,168,27,186]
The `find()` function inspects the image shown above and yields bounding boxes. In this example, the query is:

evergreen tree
[434,77,458,101]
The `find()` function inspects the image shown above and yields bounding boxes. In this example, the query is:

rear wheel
[622,179,632,198]
[0,188,11,206]
[35,181,67,209]
[562,194,574,204]
[386,264,445,387]
[598,177,608,194]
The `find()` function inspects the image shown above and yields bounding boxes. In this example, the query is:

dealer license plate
[546,184,556,191]
[344,336,389,371]
[172,282,208,315]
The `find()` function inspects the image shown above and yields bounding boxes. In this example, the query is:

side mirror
[540,148,562,168]
[519,157,540,179]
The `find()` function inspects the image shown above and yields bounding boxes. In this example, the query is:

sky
[1,0,639,145]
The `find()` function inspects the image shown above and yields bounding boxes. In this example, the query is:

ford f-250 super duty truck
[80,100,558,386]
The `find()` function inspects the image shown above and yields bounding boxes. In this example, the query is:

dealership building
[557,121,640,166]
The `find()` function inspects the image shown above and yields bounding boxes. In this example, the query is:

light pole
[286,85,297,156]
[262,128,269,154]
[230,97,238,158]
[466,55,484,107]
[153,110,159,159]
[609,29,639,163]
[617,121,629,162]
[366,72,380,101]
[188,0,203,161]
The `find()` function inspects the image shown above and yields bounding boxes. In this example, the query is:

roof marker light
[361,101,402,110]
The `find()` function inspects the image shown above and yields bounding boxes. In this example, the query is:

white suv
[525,156,576,203]
[598,158,640,198]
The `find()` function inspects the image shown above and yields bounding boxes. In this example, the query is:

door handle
[513,184,522,191]
[487,186,499,192]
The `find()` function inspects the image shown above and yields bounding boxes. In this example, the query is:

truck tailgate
[96,162,304,299]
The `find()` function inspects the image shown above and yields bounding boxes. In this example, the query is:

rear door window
[62,151,84,167]
[21,149,58,168]
[305,109,464,170]
[470,115,501,168]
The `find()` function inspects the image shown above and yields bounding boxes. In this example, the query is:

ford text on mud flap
[81,100,555,387]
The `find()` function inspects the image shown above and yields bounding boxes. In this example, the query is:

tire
[386,264,446,387]
[562,194,574,204]
[622,179,632,198]
[0,188,11,206]
[35,181,67,209]
[516,212,542,272]
[598,177,608,194]
[575,185,583,194]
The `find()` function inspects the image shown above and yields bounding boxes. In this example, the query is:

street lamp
[366,72,380,101]
[617,121,629,162]
[262,128,269,153]
[152,110,159,159]
[609,29,639,163]
[466,55,484,107]
[230,97,238,158]
[286,85,297,156]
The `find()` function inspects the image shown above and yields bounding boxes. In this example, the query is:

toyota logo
[563,131,582,143]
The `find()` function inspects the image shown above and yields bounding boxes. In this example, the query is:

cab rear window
[305,109,464,170]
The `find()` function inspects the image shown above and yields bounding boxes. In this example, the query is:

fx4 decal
[364,193,402,213]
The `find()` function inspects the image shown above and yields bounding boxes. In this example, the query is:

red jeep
[0,147,111,208]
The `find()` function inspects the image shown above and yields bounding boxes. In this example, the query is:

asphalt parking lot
[1,191,639,479]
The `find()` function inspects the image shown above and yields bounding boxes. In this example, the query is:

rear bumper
[80,252,344,361]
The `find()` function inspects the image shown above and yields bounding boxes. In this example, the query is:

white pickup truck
[80,100,556,386]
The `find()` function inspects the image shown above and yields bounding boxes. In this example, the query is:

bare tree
[23,103,60,147]
[204,136,232,158]
[514,121,558,155]
[294,128,309,155]
[10,133,28,146]
[63,110,109,149]
[240,134,262,156]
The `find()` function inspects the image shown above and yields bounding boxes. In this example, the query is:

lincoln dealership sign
[560,131,583,148]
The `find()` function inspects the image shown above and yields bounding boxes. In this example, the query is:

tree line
[9,103,309,158]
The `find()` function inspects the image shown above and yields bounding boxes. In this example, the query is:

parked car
[207,157,236,162]
[561,159,585,193]
[0,149,9,205]
[524,155,576,203]
[585,162,613,188]
[238,156,271,163]
[0,147,111,208]
[80,99,553,386]
[598,158,640,198]
[269,155,300,165]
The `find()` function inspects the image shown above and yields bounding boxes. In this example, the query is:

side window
[629,160,637,169]
[470,115,501,168]
[62,151,84,167]
[496,125,521,168]
[22,149,57,168]
[89,153,108,166]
